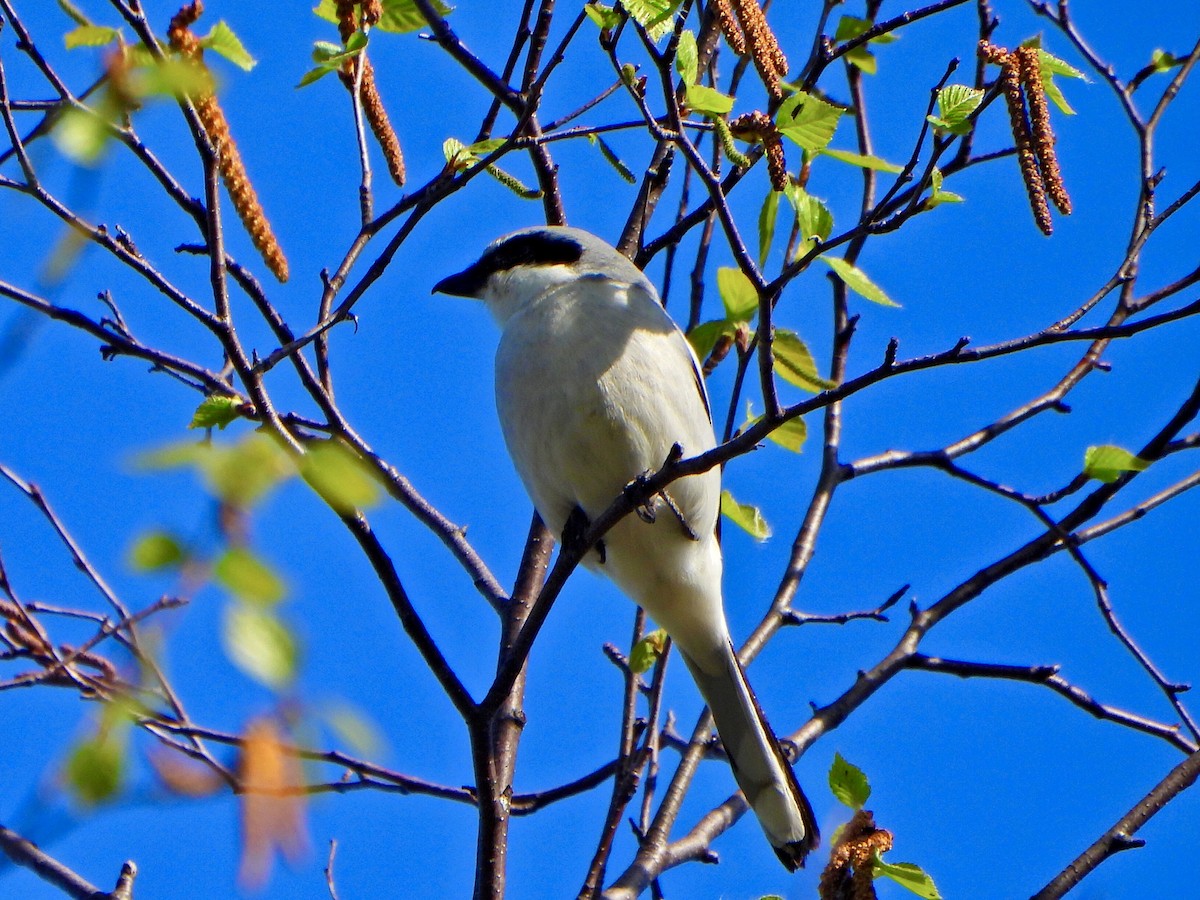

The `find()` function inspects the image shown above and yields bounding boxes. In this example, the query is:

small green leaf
[298,32,367,88]
[189,394,243,431]
[720,490,771,540]
[871,856,943,900]
[927,84,983,135]
[64,24,120,49]
[744,404,808,453]
[623,0,682,41]
[820,148,902,173]
[299,439,381,513]
[717,267,759,322]
[1149,49,1183,74]
[214,546,286,606]
[584,3,622,30]
[775,91,842,152]
[65,732,125,806]
[200,21,256,71]
[765,416,807,452]
[785,185,833,249]
[1083,445,1149,483]
[687,319,735,360]
[684,83,733,116]
[314,0,450,33]
[925,166,965,207]
[829,751,871,809]
[52,106,113,163]
[758,190,781,267]
[772,329,834,392]
[629,628,669,674]
[204,435,294,507]
[223,606,298,688]
[821,256,898,307]
[833,15,872,42]
[675,29,698,86]
[128,531,186,572]
[845,44,877,75]
[322,703,384,756]
[134,57,215,99]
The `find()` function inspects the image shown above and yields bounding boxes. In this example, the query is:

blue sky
[2,2,1199,898]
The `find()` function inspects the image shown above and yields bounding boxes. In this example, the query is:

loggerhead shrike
[433,226,818,869]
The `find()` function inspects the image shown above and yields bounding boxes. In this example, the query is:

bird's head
[432,226,651,324]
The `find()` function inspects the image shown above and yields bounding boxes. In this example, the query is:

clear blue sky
[2,2,1199,898]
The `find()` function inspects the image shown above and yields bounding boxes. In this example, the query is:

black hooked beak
[432,262,486,298]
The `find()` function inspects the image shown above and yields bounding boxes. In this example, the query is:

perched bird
[433,226,818,868]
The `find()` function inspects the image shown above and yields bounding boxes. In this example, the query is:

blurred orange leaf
[238,717,308,889]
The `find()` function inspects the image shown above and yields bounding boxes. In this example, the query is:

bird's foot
[563,505,605,564]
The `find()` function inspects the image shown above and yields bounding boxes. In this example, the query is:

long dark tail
[680,642,819,870]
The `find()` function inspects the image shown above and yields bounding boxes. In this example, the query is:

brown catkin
[729,111,788,190]
[850,863,878,900]
[169,2,289,282]
[1018,46,1071,214]
[983,42,1052,236]
[731,0,789,98]
[710,0,746,55]
[335,0,406,186]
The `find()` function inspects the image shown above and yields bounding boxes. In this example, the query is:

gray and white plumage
[433,226,818,869]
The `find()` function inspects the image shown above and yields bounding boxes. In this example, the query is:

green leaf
[687,319,735,360]
[821,256,898,307]
[871,856,943,900]
[65,732,125,806]
[684,83,733,116]
[820,148,902,173]
[214,546,286,606]
[845,44,877,75]
[775,91,842,152]
[52,106,113,163]
[927,84,983,135]
[784,184,833,248]
[590,134,637,183]
[745,404,807,453]
[623,0,682,41]
[772,328,834,392]
[765,416,807,452]
[189,394,243,431]
[134,57,215,99]
[298,32,367,88]
[584,3,622,30]
[322,703,384,756]
[717,267,758,322]
[758,190,781,267]
[64,24,120,49]
[203,435,294,507]
[721,490,771,540]
[314,0,450,33]
[200,21,257,71]
[223,606,298,688]
[1149,49,1183,74]
[1083,445,1149,483]
[828,751,871,809]
[675,29,698,86]
[1035,48,1084,115]
[629,628,668,674]
[299,439,381,513]
[833,16,872,41]
[128,530,186,572]
[926,167,965,207]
